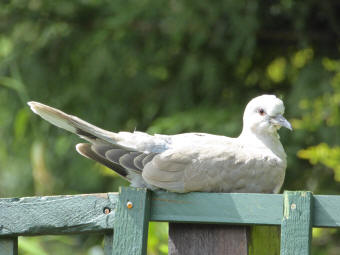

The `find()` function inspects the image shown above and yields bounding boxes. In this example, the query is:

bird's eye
[258,108,265,116]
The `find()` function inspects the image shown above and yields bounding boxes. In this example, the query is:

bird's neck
[238,129,286,159]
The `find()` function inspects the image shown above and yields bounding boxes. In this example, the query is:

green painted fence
[0,188,340,254]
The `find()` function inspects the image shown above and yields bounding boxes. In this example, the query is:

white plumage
[28,94,292,194]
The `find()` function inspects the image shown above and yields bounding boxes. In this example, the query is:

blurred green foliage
[0,0,339,254]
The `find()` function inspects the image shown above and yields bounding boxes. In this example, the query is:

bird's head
[242,95,292,136]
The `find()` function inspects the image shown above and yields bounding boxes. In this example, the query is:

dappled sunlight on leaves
[148,222,168,255]
[267,57,287,83]
[298,144,340,182]
[291,48,313,69]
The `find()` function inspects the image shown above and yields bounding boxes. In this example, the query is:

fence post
[169,224,280,254]
[0,237,18,255]
[280,191,313,255]
[112,187,151,255]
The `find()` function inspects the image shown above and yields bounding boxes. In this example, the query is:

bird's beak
[270,115,293,131]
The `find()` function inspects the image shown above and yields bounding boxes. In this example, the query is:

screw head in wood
[127,201,133,209]
[291,203,296,210]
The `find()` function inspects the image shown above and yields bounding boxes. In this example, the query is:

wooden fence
[1,187,340,254]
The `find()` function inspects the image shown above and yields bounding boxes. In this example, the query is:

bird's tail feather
[27,101,150,185]
[27,101,118,144]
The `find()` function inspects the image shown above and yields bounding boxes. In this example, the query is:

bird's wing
[141,140,285,193]
[141,149,193,193]
[141,134,237,192]
[76,143,159,187]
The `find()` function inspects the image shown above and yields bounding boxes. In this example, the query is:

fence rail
[1,188,340,254]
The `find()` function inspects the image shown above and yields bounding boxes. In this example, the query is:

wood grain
[151,191,283,225]
[112,187,151,255]
[151,191,340,227]
[313,195,340,227]
[169,223,249,255]
[0,193,117,236]
[169,224,280,255]
[280,191,313,255]
[0,190,339,238]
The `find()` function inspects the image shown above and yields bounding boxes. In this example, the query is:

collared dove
[28,95,292,194]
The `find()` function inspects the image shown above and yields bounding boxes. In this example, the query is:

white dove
[28,95,292,194]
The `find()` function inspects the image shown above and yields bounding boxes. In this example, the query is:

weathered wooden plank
[0,237,18,255]
[152,192,340,227]
[0,191,340,237]
[248,226,280,255]
[169,224,280,255]
[112,187,151,255]
[280,191,313,255]
[169,223,249,255]
[151,191,283,225]
[0,193,117,236]
[313,195,340,227]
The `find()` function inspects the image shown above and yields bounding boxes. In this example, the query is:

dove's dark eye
[258,108,265,116]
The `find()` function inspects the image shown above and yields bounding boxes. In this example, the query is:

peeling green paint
[280,191,313,255]
[284,194,290,219]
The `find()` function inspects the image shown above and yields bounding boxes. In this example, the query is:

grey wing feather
[134,154,148,170]
[76,143,128,178]
[119,152,143,172]
[106,149,129,164]
[142,153,157,167]
[78,143,158,187]
[91,144,114,158]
